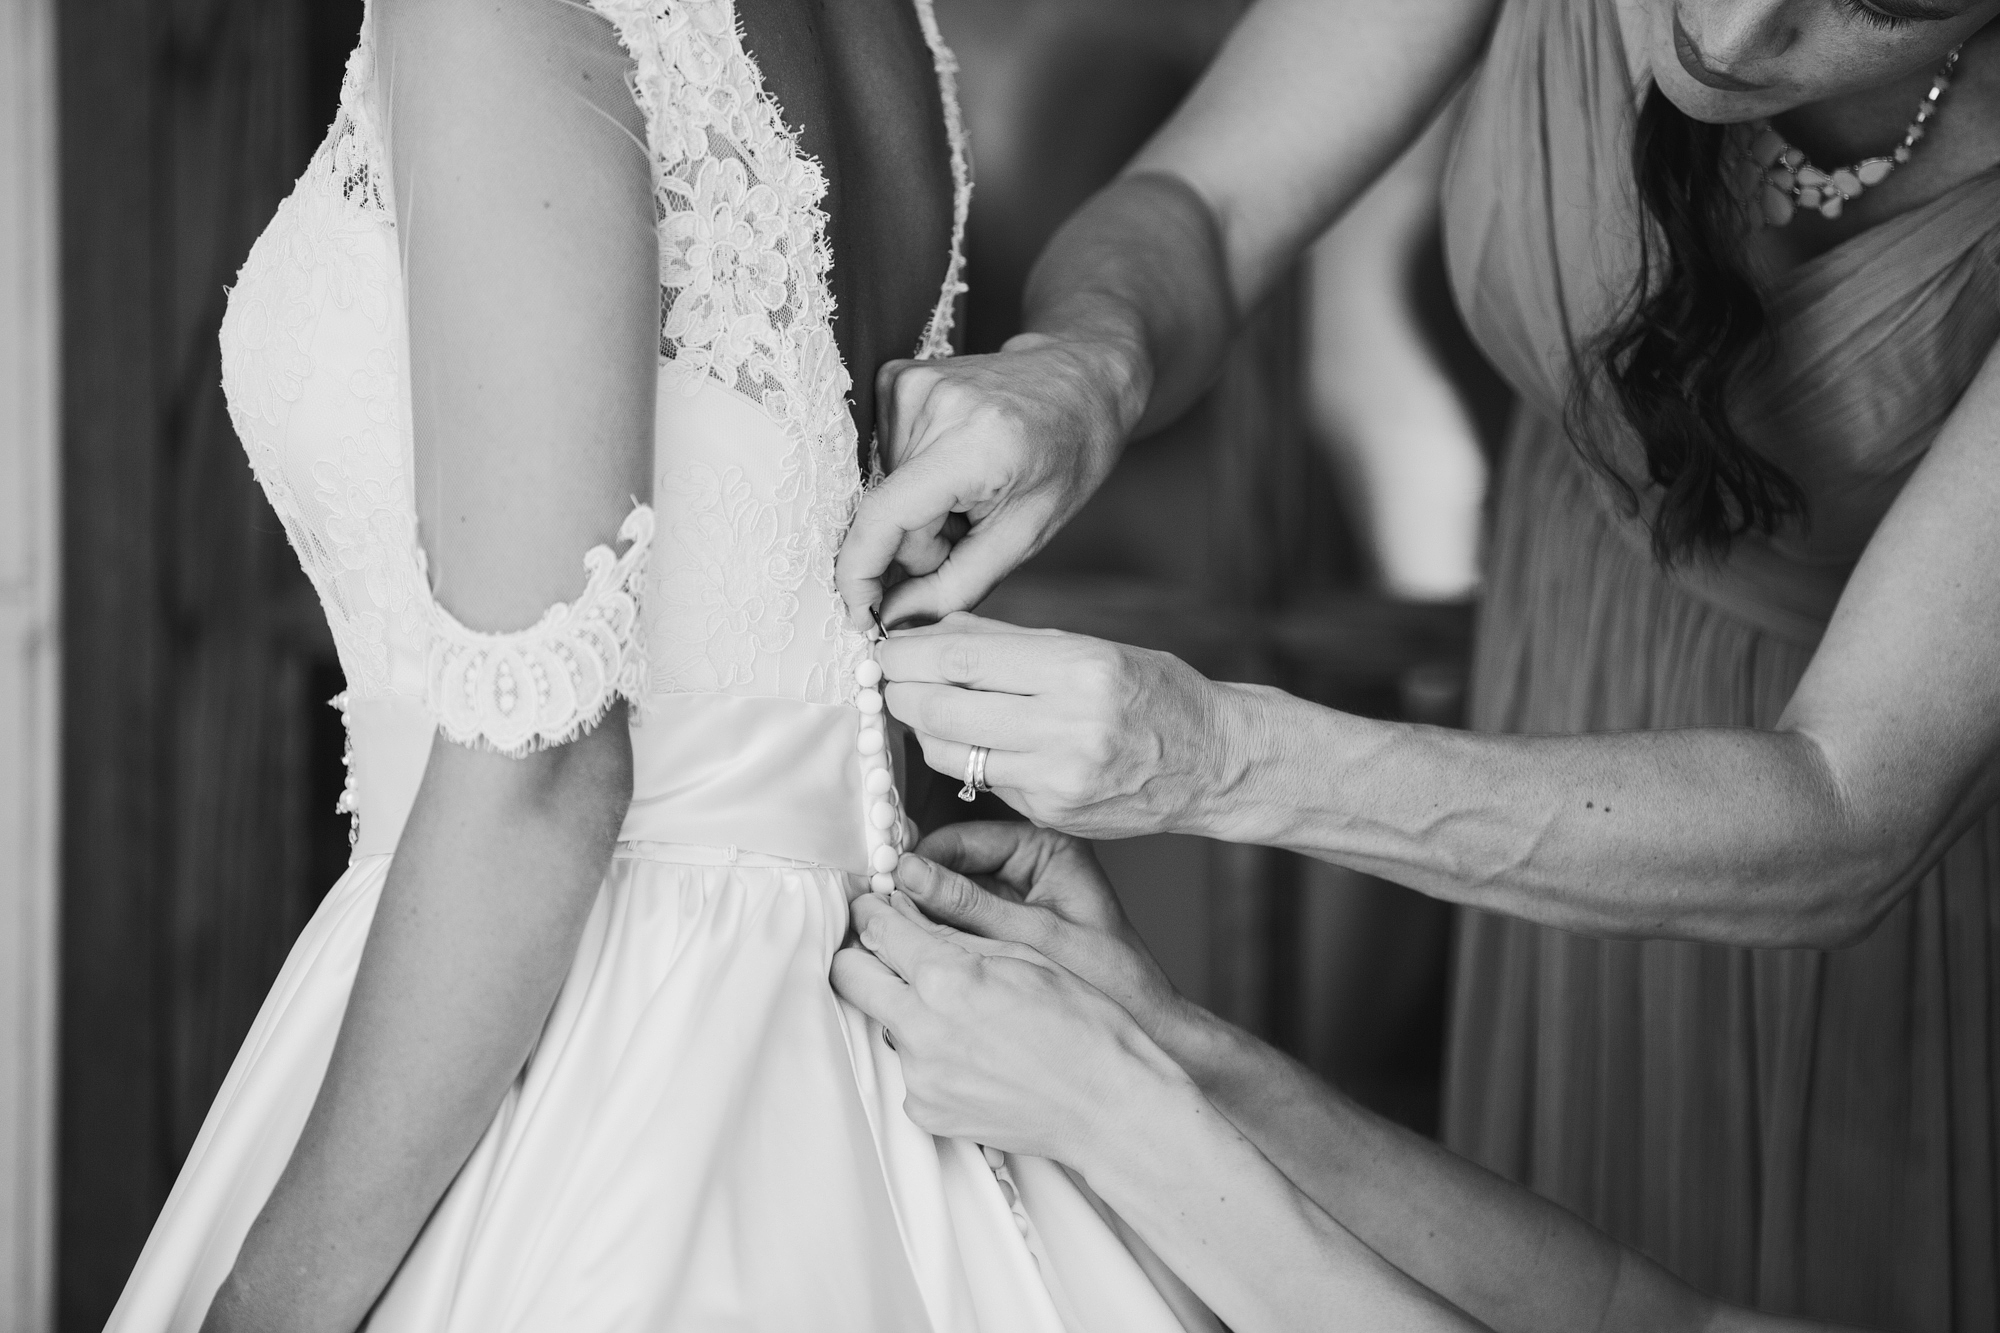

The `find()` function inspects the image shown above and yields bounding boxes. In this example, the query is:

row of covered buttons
[855,655,907,893]
[982,1145,1036,1240]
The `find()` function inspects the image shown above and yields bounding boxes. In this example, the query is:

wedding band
[958,745,990,802]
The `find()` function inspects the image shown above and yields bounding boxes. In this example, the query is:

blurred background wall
[55,3,360,1324]
[36,2,1509,1328]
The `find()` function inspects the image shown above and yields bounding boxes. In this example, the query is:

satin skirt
[104,844,1214,1331]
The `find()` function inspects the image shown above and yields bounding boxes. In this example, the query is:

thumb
[897,853,1049,949]
[837,458,974,629]
[835,482,912,629]
[914,820,1033,882]
[878,509,1040,627]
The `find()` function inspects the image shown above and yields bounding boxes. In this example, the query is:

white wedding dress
[104,2,1215,1329]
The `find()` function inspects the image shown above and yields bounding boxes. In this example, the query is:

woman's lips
[1672,14,1770,92]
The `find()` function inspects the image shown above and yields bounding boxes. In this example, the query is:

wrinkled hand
[878,613,1231,838]
[893,822,1200,1055]
[831,891,1183,1164]
[835,333,1137,630]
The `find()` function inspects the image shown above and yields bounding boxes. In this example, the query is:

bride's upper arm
[375,0,656,690]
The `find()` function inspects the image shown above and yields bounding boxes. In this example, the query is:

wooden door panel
[58,2,355,1323]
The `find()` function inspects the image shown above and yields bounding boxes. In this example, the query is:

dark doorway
[57,2,361,1324]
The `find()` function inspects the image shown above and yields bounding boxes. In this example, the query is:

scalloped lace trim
[224,1,969,728]
[423,505,655,757]
[913,0,971,362]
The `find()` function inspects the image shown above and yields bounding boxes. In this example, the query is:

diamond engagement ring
[958,745,990,802]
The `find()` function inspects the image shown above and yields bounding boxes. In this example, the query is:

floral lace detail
[660,156,806,378]
[222,0,971,737]
[327,47,390,220]
[649,465,806,691]
[590,0,967,707]
[219,35,409,696]
[595,0,859,704]
[424,505,655,757]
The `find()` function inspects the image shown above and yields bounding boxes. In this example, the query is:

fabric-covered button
[871,871,895,894]
[871,843,898,873]
[864,765,893,796]
[855,658,884,688]
[857,728,884,756]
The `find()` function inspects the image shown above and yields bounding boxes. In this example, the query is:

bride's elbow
[456,707,636,844]
[540,711,636,835]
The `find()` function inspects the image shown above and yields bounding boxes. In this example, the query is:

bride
[105,1,1218,1328]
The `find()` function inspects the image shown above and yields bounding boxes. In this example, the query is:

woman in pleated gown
[1443,7,1999,1330]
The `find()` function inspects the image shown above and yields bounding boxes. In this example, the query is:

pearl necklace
[1738,44,1961,227]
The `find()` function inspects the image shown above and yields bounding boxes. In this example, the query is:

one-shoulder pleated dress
[1437,2,2000,1330]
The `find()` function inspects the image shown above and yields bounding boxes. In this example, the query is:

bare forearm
[1131,0,1494,302]
[205,721,631,1331]
[1075,1062,1483,1333]
[1164,1014,1722,1333]
[1015,0,1494,446]
[1197,684,1921,948]
[1017,173,1234,439]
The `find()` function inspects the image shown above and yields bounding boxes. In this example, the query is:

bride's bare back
[740,0,959,440]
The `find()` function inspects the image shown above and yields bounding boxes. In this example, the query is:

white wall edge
[0,0,61,1326]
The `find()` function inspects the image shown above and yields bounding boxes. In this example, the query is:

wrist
[1193,685,1392,854]
[1149,994,1230,1084]
[1186,680,1280,842]
[1006,324,1153,446]
[1156,1001,1263,1104]
[1070,1042,1207,1180]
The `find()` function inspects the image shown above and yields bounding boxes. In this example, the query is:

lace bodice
[219,0,970,730]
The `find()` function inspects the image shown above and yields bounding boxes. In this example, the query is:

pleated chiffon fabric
[1439,2,2000,1329]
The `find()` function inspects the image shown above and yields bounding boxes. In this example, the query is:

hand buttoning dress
[105,3,1215,1328]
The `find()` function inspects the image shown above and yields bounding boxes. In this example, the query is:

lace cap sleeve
[423,503,654,757]
[378,0,659,753]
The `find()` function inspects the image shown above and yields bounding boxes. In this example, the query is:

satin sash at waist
[346,692,871,876]
[623,693,869,875]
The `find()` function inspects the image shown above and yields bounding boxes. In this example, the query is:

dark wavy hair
[1566,87,1806,565]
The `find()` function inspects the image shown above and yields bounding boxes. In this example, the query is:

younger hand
[894,823,1200,1056]
[831,892,1184,1165]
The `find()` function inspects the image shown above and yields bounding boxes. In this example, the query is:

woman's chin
[1650,65,1789,124]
